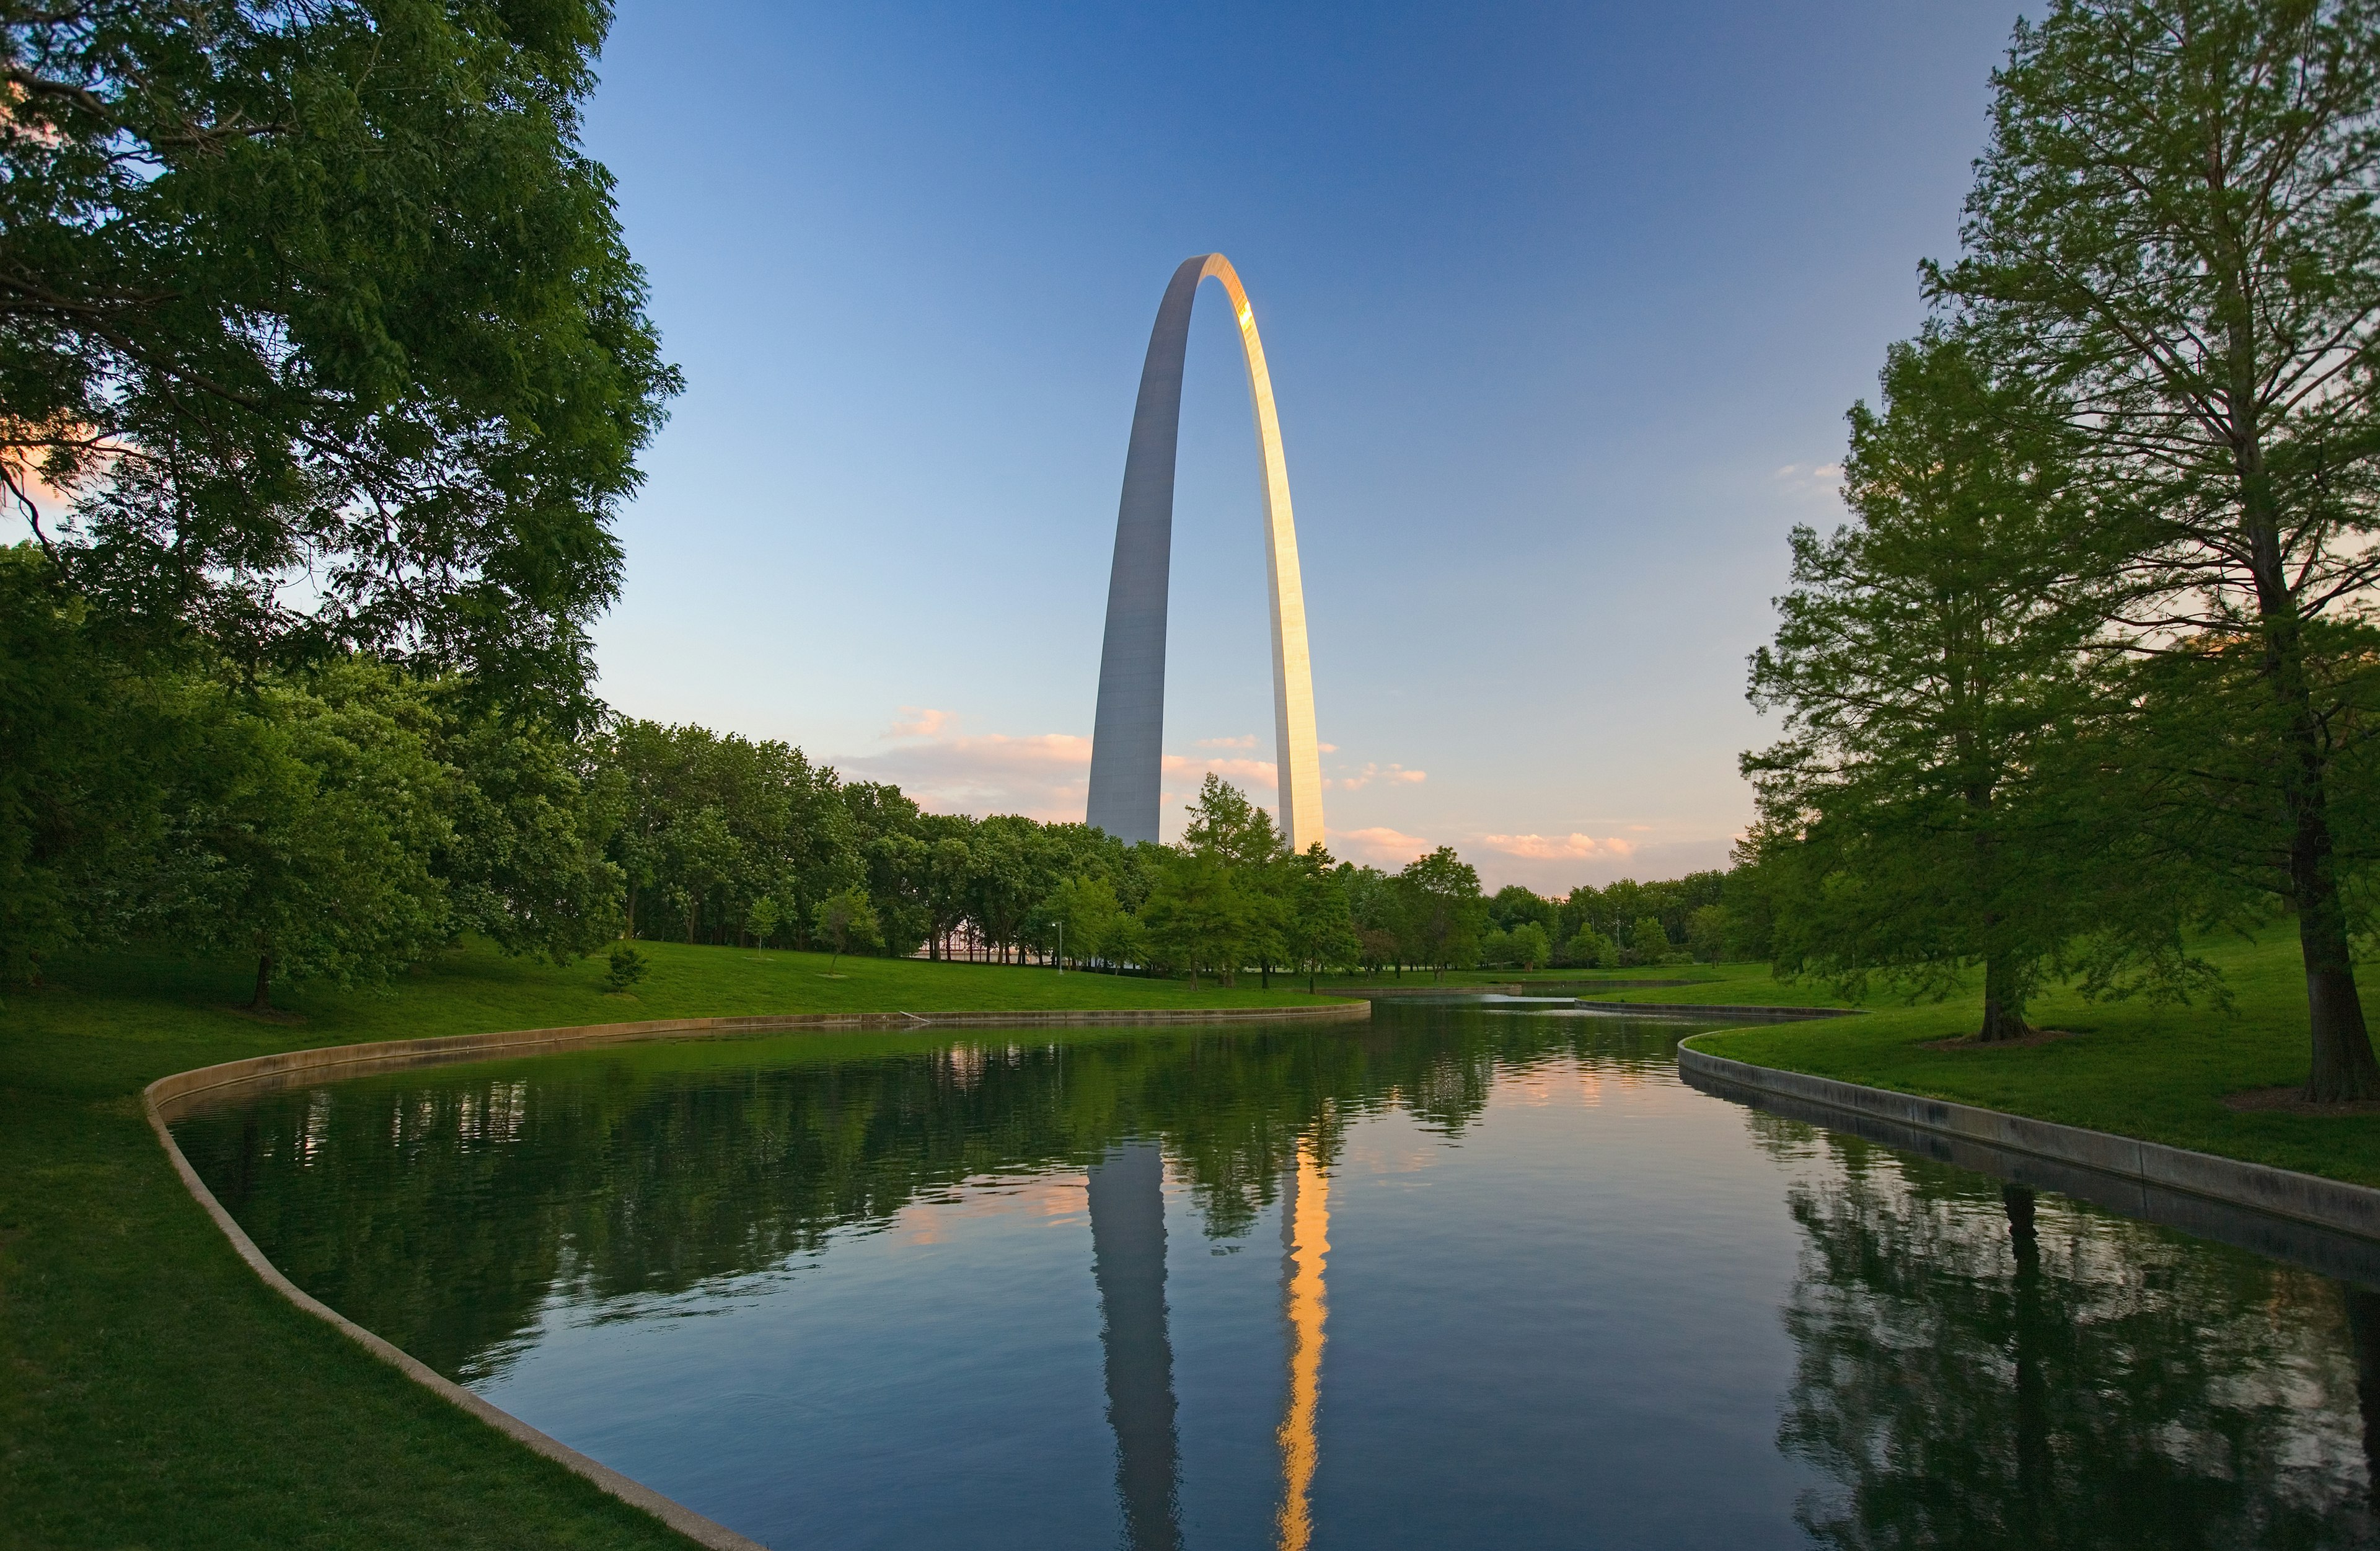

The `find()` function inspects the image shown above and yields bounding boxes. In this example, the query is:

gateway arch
[1086,254,1325,852]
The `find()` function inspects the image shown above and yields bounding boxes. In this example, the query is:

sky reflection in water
[173,1004,2380,1549]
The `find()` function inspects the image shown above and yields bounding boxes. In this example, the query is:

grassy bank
[1657,930,2380,1188]
[0,942,1339,1550]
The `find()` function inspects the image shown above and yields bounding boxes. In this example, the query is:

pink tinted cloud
[1161,752,1278,811]
[847,730,1093,821]
[1329,762,1426,791]
[881,706,958,740]
[1196,734,1258,749]
[847,712,1291,829]
[1333,826,1433,867]
[1478,833,1636,861]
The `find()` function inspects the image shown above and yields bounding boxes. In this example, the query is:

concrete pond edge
[143,997,1370,1551]
[1677,1037,2380,1244]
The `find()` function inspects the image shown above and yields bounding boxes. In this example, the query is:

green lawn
[0,941,1340,1551]
[1664,929,2380,1188]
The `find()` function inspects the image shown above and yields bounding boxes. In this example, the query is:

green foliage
[1566,925,1618,970]
[1139,849,1253,990]
[1685,906,1730,965]
[432,703,622,963]
[1930,0,2380,1089]
[1745,330,2128,1037]
[1396,846,1488,980]
[1626,916,1672,968]
[1279,843,1360,991]
[593,720,858,947]
[1505,921,1551,971]
[811,887,882,970]
[1,1,679,710]
[1039,875,1126,969]
[601,944,648,993]
[747,896,783,947]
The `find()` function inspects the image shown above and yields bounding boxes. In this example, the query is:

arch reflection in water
[1274,1134,1329,1551]
[1088,1130,1331,1551]
[1087,1140,1181,1550]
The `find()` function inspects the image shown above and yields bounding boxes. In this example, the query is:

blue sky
[589,3,2019,888]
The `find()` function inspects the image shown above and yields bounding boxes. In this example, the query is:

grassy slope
[0,942,1336,1551]
[1631,929,2380,1188]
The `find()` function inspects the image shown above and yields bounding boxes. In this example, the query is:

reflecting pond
[171,1002,2380,1549]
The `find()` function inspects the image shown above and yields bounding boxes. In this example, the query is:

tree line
[5,536,1773,1004]
[1735,0,2380,1097]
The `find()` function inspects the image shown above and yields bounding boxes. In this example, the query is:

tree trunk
[2260,592,2379,1099]
[249,953,273,1012]
[2231,330,2380,1100]
[1977,953,2034,1043]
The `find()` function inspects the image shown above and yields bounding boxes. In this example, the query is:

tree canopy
[1,0,679,710]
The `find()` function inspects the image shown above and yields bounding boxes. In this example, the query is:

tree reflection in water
[171,1014,1634,1385]
[1767,1126,2378,1549]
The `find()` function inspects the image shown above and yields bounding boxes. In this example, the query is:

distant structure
[1086,254,1325,852]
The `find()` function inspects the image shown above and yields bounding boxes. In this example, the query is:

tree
[1138,849,1250,991]
[1686,906,1731,965]
[811,887,879,972]
[747,896,782,948]
[1180,774,1289,983]
[1746,332,2114,1040]
[1935,0,2380,1089]
[662,806,739,945]
[434,705,620,963]
[140,669,455,1010]
[1039,875,1124,970]
[923,828,975,960]
[0,1,679,712]
[1567,924,1618,969]
[1626,916,1673,968]
[1280,844,1359,991]
[1396,846,1487,981]
[1507,921,1551,971]
[1339,862,1405,978]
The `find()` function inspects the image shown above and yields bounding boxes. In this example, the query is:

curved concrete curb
[149,999,1370,1118]
[1566,1001,1858,1021]
[141,1089,769,1550]
[1678,1038,2380,1244]
[144,998,1367,1549]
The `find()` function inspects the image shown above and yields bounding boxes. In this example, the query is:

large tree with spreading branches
[1936,0,2380,1095]
[0,0,679,713]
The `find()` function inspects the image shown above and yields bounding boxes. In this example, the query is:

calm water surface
[173,1003,2380,1549]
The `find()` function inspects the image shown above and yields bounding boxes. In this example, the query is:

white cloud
[1196,734,1259,749]
[1771,461,1846,502]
